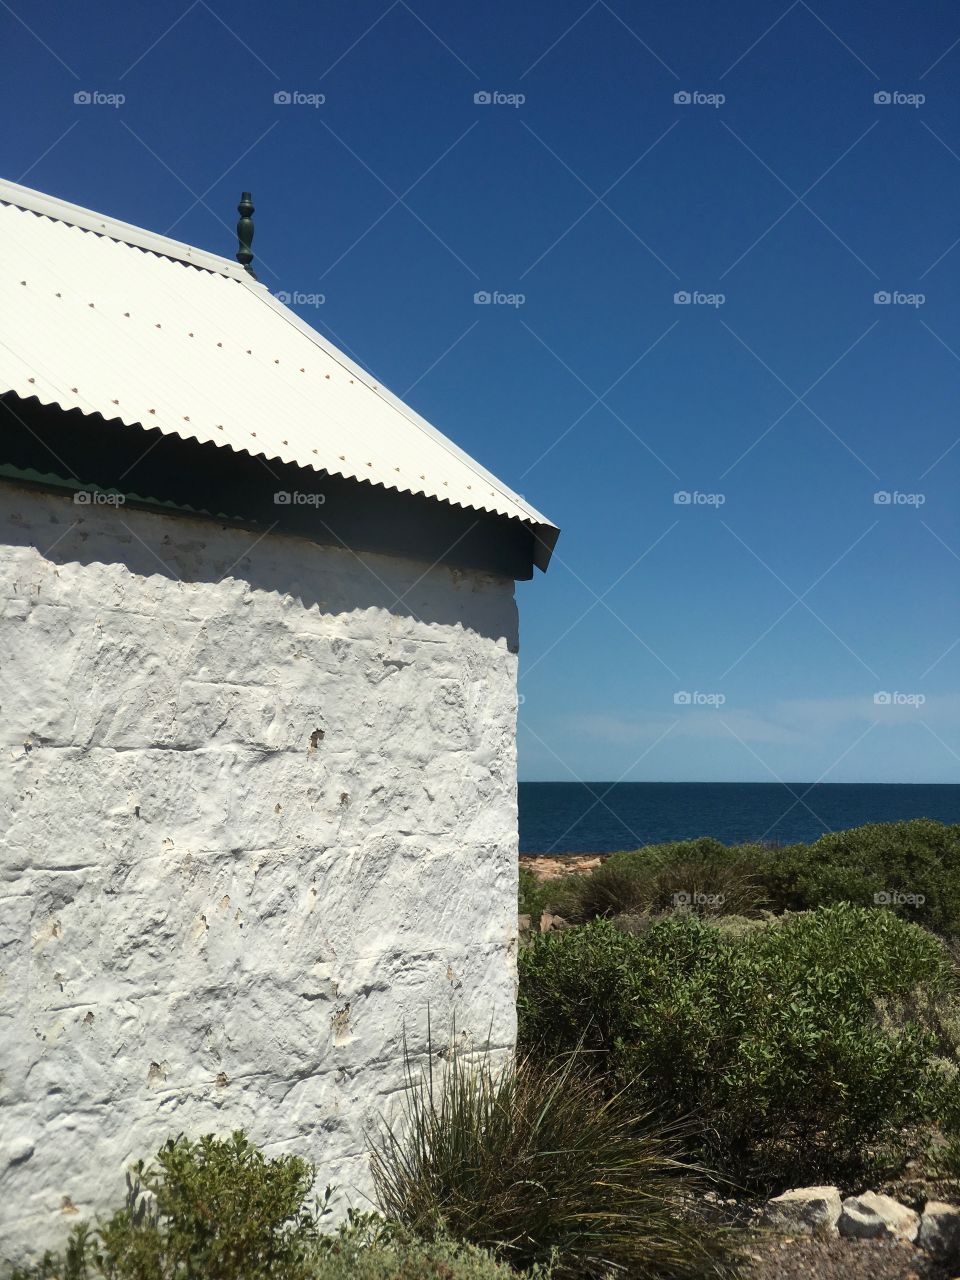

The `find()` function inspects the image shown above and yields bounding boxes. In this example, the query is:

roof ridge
[0,181,558,569]
[0,177,247,280]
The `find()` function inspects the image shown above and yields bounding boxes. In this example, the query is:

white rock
[762,1186,842,1237]
[839,1191,919,1241]
[919,1201,960,1260]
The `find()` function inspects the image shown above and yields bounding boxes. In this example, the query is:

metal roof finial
[236,192,256,278]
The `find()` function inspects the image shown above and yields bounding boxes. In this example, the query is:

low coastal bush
[518,904,956,1191]
[528,820,960,937]
[8,1134,537,1280]
[9,1132,320,1280]
[567,837,768,921]
[12,1225,525,1280]
[518,864,582,920]
[371,1045,738,1278]
[310,1226,549,1279]
[761,818,960,933]
[518,863,552,918]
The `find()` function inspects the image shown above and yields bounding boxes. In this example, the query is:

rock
[762,1186,842,1238]
[839,1191,919,1241]
[919,1201,960,1261]
[519,854,604,880]
[538,911,571,933]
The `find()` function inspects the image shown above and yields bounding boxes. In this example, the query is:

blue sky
[4,0,960,783]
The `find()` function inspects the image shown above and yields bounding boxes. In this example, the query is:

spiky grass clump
[370,1044,737,1279]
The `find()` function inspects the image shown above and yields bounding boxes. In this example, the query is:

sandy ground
[740,1234,952,1280]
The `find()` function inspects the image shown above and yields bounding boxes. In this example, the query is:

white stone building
[0,179,557,1261]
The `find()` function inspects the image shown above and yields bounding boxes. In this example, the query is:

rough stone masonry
[0,481,521,1261]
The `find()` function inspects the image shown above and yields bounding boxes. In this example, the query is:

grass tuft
[370,1035,739,1278]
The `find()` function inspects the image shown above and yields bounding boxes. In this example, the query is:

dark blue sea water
[518,782,960,854]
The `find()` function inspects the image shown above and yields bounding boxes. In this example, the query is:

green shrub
[518,863,549,918]
[556,821,960,936]
[10,1224,528,1280]
[371,1045,738,1278]
[566,838,768,922]
[518,864,583,920]
[313,1222,545,1279]
[761,819,960,934]
[10,1133,320,1280]
[519,904,955,1191]
[7,1137,538,1280]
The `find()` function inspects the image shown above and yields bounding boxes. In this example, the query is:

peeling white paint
[0,482,520,1262]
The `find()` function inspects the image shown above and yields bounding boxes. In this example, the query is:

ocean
[518,782,960,854]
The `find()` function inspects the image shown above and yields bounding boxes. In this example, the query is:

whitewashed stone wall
[0,480,520,1262]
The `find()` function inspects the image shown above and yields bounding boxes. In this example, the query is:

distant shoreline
[518,780,960,856]
[519,780,960,787]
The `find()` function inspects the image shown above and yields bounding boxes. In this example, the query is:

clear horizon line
[517,779,960,786]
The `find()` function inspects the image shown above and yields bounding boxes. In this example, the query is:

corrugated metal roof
[0,179,557,569]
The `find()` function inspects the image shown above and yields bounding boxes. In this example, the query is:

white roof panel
[0,179,557,569]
